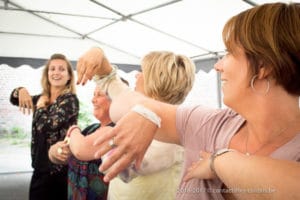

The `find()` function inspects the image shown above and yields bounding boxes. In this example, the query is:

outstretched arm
[76,47,180,182]
[93,86,179,182]
[183,150,300,200]
[68,126,114,161]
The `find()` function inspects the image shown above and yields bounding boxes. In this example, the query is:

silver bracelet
[131,105,161,128]
[210,148,236,176]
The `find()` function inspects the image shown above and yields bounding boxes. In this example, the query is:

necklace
[244,118,299,156]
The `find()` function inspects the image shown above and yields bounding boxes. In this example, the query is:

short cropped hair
[141,51,195,104]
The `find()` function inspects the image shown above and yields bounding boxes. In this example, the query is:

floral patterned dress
[10,89,79,200]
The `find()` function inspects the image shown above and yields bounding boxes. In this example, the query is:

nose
[214,58,223,72]
[92,96,96,104]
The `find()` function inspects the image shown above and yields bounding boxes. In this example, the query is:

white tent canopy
[1,0,298,65]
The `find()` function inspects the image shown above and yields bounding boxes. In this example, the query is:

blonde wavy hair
[141,51,195,104]
[41,53,76,97]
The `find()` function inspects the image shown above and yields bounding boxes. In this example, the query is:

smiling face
[47,59,70,89]
[214,47,251,108]
[92,87,111,122]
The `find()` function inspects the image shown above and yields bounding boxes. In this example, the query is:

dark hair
[223,3,300,95]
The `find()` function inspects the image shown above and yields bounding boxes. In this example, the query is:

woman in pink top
[76,2,300,200]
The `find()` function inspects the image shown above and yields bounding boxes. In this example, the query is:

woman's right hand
[36,95,49,109]
[76,47,112,86]
[18,88,33,115]
[48,140,71,164]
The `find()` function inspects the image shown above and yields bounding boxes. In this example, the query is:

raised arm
[77,47,112,85]
[93,95,179,182]
[77,47,180,182]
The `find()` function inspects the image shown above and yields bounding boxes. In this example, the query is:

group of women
[11,2,300,200]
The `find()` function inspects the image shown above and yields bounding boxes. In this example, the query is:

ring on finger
[57,147,63,154]
[108,137,117,148]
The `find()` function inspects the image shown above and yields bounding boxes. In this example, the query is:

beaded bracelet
[131,104,161,128]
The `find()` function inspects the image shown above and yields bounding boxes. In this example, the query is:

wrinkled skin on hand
[93,111,158,182]
[76,47,111,85]
[18,88,34,114]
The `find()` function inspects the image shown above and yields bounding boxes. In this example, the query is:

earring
[250,75,270,95]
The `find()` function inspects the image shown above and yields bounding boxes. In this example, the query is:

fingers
[19,101,33,115]
[133,150,148,170]
[183,150,213,182]
[76,59,87,85]
[97,136,148,182]
[183,162,203,182]
[56,146,70,162]
[77,47,106,85]
[76,56,98,85]
[84,63,97,81]
[100,149,135,182]
[18,88,33,115]
[27,101,33,114]
[183,170,195,182]
[93,127,115,158]
[93,127,140,181]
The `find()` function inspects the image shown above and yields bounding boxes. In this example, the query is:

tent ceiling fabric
[0,0,299,65]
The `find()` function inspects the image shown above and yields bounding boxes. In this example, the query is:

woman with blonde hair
[108,51,195,200]
[76,2,300,199]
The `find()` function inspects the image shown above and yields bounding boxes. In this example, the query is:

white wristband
[131,105,161,128]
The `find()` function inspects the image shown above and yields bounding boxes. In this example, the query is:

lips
[51,77,61,80]
[221,79,227,86]
[93,106,101,110]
